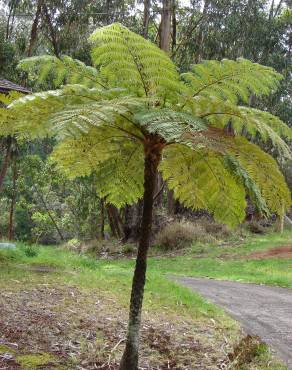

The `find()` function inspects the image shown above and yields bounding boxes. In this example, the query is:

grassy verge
[0,244,237,369]
[150,230,292,288]
[113,230,292,288]
[0,231,290,369]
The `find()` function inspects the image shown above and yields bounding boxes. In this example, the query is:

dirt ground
[0,273,237,370]
[247,246,292,259]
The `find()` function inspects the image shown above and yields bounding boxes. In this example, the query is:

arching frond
[51,130,144,207]
[135,109,206,143]
[182,95,292,159]
[160,144,247,227]
[0,91,24,106]
[223,155,270,215]
[18,55,103,88]
[1,85,145,140]
[89,23,181,98]
[182,58,282,103]
[229,137,291,215]
[165,134,290,218]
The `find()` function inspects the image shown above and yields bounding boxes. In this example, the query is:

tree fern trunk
[119,140,162,370]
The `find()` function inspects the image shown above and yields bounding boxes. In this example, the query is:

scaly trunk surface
[119,138,162,370]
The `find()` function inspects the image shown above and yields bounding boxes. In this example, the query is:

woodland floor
[1,231,292,369]
[0,269,236,370]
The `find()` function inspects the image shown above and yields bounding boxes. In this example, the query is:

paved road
[175,277,292,369]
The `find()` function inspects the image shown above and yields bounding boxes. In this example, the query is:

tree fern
[0,22,291,224]
[1,23,292,370]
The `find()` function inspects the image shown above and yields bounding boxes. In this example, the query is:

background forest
[0,0,291,245]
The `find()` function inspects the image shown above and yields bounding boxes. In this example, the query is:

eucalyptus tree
[0,23,291,370]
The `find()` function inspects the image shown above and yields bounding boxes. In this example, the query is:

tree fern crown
[0,23,291,227]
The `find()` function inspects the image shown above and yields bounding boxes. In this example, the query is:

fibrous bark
[119,137,162,370]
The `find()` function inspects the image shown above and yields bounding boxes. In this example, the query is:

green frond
[2,85,144,139]
[0,91,25,136]
[182,58,282,104]
[89,23,181,98]
[223,155,270,215]
[51,132,144,207]
[228,137,291,215]
[18,55,103,88]
[135,108,206,143]
[160,144,247,227]
[182,95,292,159]
[164,135,291,218]
[0,91,24,106]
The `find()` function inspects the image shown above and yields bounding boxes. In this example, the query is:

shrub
[122,243,136,254]
[228,335,268,369]
[248,220,266,234]
[64,238,83,253]
[23,245,39,257]
[155,220,213,250]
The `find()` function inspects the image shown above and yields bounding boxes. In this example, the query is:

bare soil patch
[246,246,292,259]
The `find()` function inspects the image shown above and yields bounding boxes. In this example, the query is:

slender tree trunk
[27,0,42,57]
[143,0,151,38]
[0,137,12,192]
[8,158,17,240]
[159,0,172,52]
[33,185,64,241]
[41,2,59,57]
[119,139,162,370]
[107,204,124,239]
[100,198,105,239]
[194,0,210,63]
[171,0,177,52]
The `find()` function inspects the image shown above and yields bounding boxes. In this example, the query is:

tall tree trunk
[194,0,210,63]
[143,0,151,38]
[159,0,172,52]
[107,204,124,239]
[27,0,42,57]
[41,2,59,57]
[8,157,17,240]
[119,139,162,370]
[100,198,105,239]
[171,0,177,52]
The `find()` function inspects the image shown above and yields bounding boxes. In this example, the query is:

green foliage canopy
[0,23,291,227]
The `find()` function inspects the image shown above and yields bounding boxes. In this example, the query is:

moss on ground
[0,344,17,353]
[16,352,55,369]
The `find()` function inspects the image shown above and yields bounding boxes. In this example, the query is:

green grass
[149,230,292,288]
[0,230,291,369]
[0,243,226,321]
